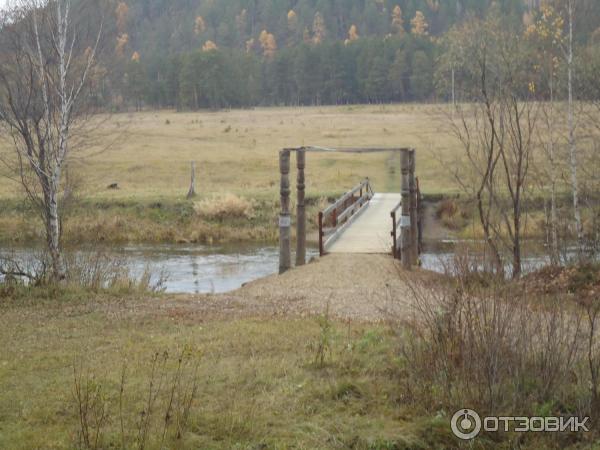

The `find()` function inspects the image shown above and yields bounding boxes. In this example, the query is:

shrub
[391,261,598,425]
[194,194,254,221]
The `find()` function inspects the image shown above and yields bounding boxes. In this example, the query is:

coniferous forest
[96,0,600,110]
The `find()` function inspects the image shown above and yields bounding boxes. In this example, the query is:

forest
[95,0,600,109]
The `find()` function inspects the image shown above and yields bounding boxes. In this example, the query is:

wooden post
[279,150,291,274]
[186,161,196,199]
[416,177,423,255]
[296,150,306,266]
[400,150,411,269]
[318,212,324,256]
[409,150,418,265]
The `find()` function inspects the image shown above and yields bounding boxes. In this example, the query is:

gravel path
[157,254,441,322]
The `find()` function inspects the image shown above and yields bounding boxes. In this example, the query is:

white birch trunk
[566,1,584,256]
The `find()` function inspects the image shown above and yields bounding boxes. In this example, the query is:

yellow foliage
[410,10,428,36]
[287,10,298,30]
[115,2,129,33]
[131,51,140,62]
[245,38,255,53]
[391,5,404,34]
[426,0,440,13]
[202,40,218,52]
[312,12,326,44]
[194,16,206,35]
[347,24,359,42]
[115,33,129,57]
[259,30,277,58]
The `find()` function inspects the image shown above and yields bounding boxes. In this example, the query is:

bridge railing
[390,201,403,259]
[318,178,374,256]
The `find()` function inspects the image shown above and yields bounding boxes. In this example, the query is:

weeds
[73,346,201,450]
[311,302,334,368]
[394,259,600,431]
[0,249,165,302]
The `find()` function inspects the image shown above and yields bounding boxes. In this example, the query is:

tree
[391,5,405,35]
[194,16,206,35]
[0,0,103,280]
[312,11,326,44]
[444,15,537,278]
[562,0,584,256]
[115,2,128,33]
[388,48,408,100]
[345,24,359,44]
[259,30,277,58]
[410,50,433,100]
[411,11,429,36]
[526,3,564,263]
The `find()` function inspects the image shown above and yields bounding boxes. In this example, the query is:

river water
[1,243,560,294]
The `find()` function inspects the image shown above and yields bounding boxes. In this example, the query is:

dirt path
[159,254,441,322]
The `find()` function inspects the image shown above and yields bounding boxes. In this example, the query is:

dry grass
[193,193,255,220]
[0,294,459,450]
[0,104,461,201]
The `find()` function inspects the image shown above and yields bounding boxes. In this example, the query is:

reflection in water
[1,243,576,294]
[115,245,320,294]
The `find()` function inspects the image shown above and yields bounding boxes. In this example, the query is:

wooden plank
[327,193,402,254]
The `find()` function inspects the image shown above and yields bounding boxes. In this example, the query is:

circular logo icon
[451,409,482,440]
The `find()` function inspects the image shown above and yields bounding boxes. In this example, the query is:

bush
[392,263,599,430]
[194,194,254,221]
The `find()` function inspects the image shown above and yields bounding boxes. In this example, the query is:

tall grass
[393,258,600,433]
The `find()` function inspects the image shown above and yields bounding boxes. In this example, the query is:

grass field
[1,103,593,245]
[0,294,455,450]
[0,105,463,244]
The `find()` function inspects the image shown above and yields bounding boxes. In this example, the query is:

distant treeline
[116,35,436,110]
[89,0,600,110]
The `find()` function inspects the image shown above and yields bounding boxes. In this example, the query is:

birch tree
[0,0,102,281]
[444,14,537,278]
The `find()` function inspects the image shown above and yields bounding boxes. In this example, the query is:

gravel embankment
[156,254,442,322]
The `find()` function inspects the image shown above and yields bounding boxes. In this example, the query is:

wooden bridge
[278,146,422,274]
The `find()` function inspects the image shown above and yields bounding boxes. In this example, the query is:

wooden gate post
[186,161,197,199]
[296,150,306,266]
[400,149,412,269]
[279,149,292,274]
[408,150,418,265]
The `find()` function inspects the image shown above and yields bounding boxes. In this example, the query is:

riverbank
[2,258,599,449]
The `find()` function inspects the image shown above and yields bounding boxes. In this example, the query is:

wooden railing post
[296,150,306,266]
[409,149,418,265]
[318,212,324,256]
[279,149,291,274]
[417,177,423,254]
[391,211,397,259]
[400,149,411,269]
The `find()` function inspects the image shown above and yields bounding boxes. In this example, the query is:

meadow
[0,105,461,245]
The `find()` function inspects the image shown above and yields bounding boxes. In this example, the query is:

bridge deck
[328,193,401,254]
